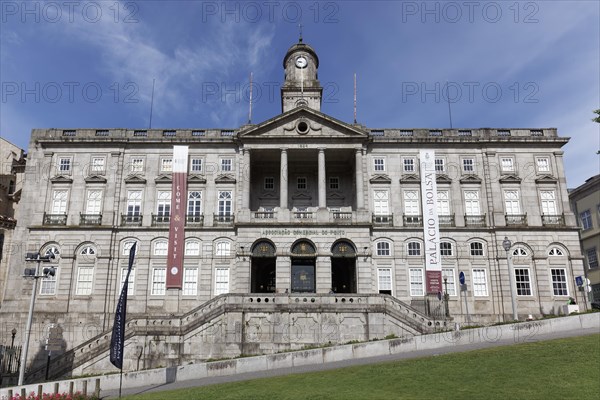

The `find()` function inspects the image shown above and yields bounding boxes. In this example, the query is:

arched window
[513,247,528,256]
[216,241,231,257]
[252,241,276,257]
[185,240,201,256]
[154,240,168,256]
[291,240,316,256]
[80,246,96,255]
[548,247,564,256]
[440,241,453,256]
[332,241,356,257]
[407,241,421,256]
[44,245,60,258]
[470,242,484,256]
[122,240,137,256]
[376,240,391,256]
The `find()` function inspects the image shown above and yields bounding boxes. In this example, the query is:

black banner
[110,242,136,369]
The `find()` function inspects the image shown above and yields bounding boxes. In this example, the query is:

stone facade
[569,174,600,303]
[0,40,586,379]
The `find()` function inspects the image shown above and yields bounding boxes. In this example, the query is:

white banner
[419,149,442,293]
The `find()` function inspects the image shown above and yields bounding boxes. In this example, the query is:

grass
[123,334,600,400]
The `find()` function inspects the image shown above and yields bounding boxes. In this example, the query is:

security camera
[43,267,56,277]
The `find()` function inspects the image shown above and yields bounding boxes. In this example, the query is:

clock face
[295,56,307,68]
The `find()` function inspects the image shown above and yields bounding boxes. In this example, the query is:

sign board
[459,271,466,285]
[575,276,583,287]
[460,284,468,292]
[419,149,441,294]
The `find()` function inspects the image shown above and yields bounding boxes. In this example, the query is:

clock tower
[281,39,322,113]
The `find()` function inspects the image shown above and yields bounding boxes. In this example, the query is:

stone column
[318,148,326,208]
[280,149,288,209]
[355,148,364,209]
[242,148,250,209]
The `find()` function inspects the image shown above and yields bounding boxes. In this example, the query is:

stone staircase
[25,294,445,383]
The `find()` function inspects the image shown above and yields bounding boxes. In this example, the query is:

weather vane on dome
[298,23,303,42]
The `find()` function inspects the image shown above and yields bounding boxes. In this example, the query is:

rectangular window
[51,190,68,214]
[378,268,392,295]
[587,248,598,269]
[440,242,453,256]
[190,158,203,172]
[504,190,521,215]
[85,190,102,214]
[160,158,173,173]
[91,157,106,174]
[76,266,94,295]
[540,191,558,215]
[435,158,445,173]
[472,269,488,296]
[536,157,550,172]
[131,157,144,173]
[329,177,339,190]
[183,268,198,296]
[215,268,230,295]
[403,190,420,215]
[376,241,391,256]
[40,269,58,295]
[551,269,568,296]
[220,158,233,172]
[462,158,474,173]
[515,268,532,296]
[218,191,233,216]
[374,190,389,215]
[580,210,593,230]
[373,157,385,172]
[442,268,456,296]
[500,157,515,172]
[408,242,421,256]
[403,158,415,173]
[297,177,307,190]
[156,191,171,216]
[127,191,142,216]
[464,190,481,215]
[151,268,166,295]
[187,191,202,216]
[120,268,135,296]
[58,157,72,174]
[437,191,450,215]
[409,268,424,296]
[264,177,275,190]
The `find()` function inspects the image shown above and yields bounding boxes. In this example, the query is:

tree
[594,109,600,123]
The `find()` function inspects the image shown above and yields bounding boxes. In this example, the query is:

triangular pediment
[215,174,236,184]
[50,175,73,184]
[155,174,173,184]
[459,174,482,184]
[258,192,278,201]
[499,174,522,184]
[370,174,392,184]
[399,174,420,184]
[535,174,558,184]
[238,106,368,139]
[327,192,345,200]
[188,174,207,184]
[291,192,312,200]
[84,175,107,183]
[436,174,452,184]
[124,174,147,184]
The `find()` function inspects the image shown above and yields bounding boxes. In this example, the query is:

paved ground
[102,327,599,399]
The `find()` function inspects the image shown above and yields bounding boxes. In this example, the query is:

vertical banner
[166,146,189,289]
[419,149,442,294]
[110,242,136,369]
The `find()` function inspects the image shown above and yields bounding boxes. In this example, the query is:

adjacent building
[569,174,600,303]
[0,39,587,378]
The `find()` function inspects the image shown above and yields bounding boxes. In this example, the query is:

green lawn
[124,334,600,400]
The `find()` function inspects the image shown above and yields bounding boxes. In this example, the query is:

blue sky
[1,0,598,187]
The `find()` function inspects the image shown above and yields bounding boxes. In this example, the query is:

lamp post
[502,237,518,321]
[18,252,56,386]
[443,277,450,317]
[11,328,17,347]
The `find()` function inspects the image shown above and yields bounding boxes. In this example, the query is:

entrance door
[291,258,316,293]
[331,258,356,293]
[251,258,276,293]
[330,240,357,294]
